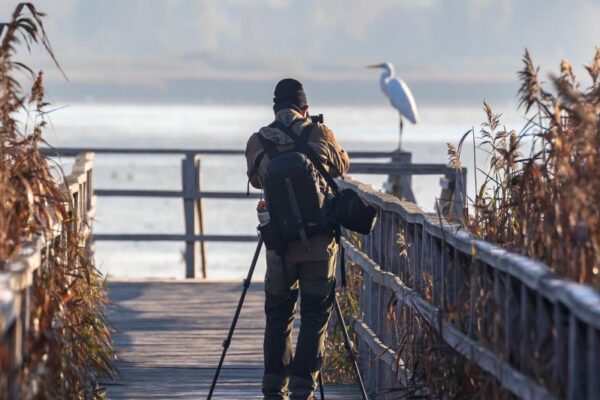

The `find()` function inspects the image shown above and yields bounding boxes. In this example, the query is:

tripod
[207,235,369,400]
[331,243,369,400]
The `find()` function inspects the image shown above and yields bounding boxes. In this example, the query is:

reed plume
[454,48,600,288]
[0,4,114,398]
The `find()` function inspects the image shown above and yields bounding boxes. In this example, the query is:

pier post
[384,150,416,202]
[437,168,467,220]
[452,167,467,220]
[195,156,208,278]
[182,154,200,278]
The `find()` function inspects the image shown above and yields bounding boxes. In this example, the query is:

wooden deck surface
[103,280,361,399]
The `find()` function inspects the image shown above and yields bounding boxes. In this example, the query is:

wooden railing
[0,153,95,399]
[41,147,466,279]
[339,177,600,400]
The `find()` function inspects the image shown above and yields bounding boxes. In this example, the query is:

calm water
[42,103,522,280]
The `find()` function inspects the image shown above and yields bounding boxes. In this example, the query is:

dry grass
[0,4,114,398]
[321,262,362,383]
[453,48,600,289]
[322,232,362,383]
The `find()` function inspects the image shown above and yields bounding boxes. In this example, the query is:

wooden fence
[339,177,600,400]
[0,153,95,399]
[41,147,466,279]
[5,147,597,399]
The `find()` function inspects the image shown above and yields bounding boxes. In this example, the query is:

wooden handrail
[40,147,466,279]
[40,146,398,158]
[339,176,600,399]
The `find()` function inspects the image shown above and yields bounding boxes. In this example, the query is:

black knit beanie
[273,78,308,109]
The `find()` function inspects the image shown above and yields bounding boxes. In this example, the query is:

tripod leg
[207,237,264,400]
[318,371,325,400]
[333,294,369,400]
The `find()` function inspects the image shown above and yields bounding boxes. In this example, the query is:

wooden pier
[4,148,599,399]
[103,280,362,399]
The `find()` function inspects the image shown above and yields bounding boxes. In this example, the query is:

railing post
[194,156,208,278]
[182,153,200,278]
[12,293,23,400]
[384,150,416,202]
[439,168,467,220]
[389,213,399,276]
[567,314,586,400]
[438,173,454,217]
[588,327,600,398]
[86,154,95,252]
[452,168,465,220]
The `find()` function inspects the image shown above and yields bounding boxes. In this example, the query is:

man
[245,78,350,400]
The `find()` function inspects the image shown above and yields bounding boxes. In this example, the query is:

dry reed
[0,4,114,398]
[326,48,600,399]
[454,48,600,289]
[321,263,362,383]
[322,232,363,383]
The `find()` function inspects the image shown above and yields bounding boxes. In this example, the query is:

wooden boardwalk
[103,281,362,399]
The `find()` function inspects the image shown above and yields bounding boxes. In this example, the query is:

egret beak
[366,64,382,69]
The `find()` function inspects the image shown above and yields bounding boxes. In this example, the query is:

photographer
[245,78,350,400]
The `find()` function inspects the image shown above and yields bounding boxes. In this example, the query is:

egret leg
[398,115,404,150]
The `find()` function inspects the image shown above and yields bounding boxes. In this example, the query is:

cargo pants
[262,247,336,400]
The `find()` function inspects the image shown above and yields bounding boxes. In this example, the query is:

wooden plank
[350,162,457,176]
[103,281,363,399]
[42,146,395,159]
[94,189,262,199]
[43,147,247,156]
[93,234,258,242]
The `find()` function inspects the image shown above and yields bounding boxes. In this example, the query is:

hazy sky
[2,0,599,103]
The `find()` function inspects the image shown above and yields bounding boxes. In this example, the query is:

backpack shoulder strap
[273,121,340,193]
[299,122,313,144]
[249,150,266,179]
[257,133,280,159]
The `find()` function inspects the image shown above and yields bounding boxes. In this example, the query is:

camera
[310,114,324,124]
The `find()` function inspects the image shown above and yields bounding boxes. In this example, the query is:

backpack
[256,121,332,254]
[264,121,376,238]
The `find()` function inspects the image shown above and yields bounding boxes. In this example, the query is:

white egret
[368,62,419,149]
